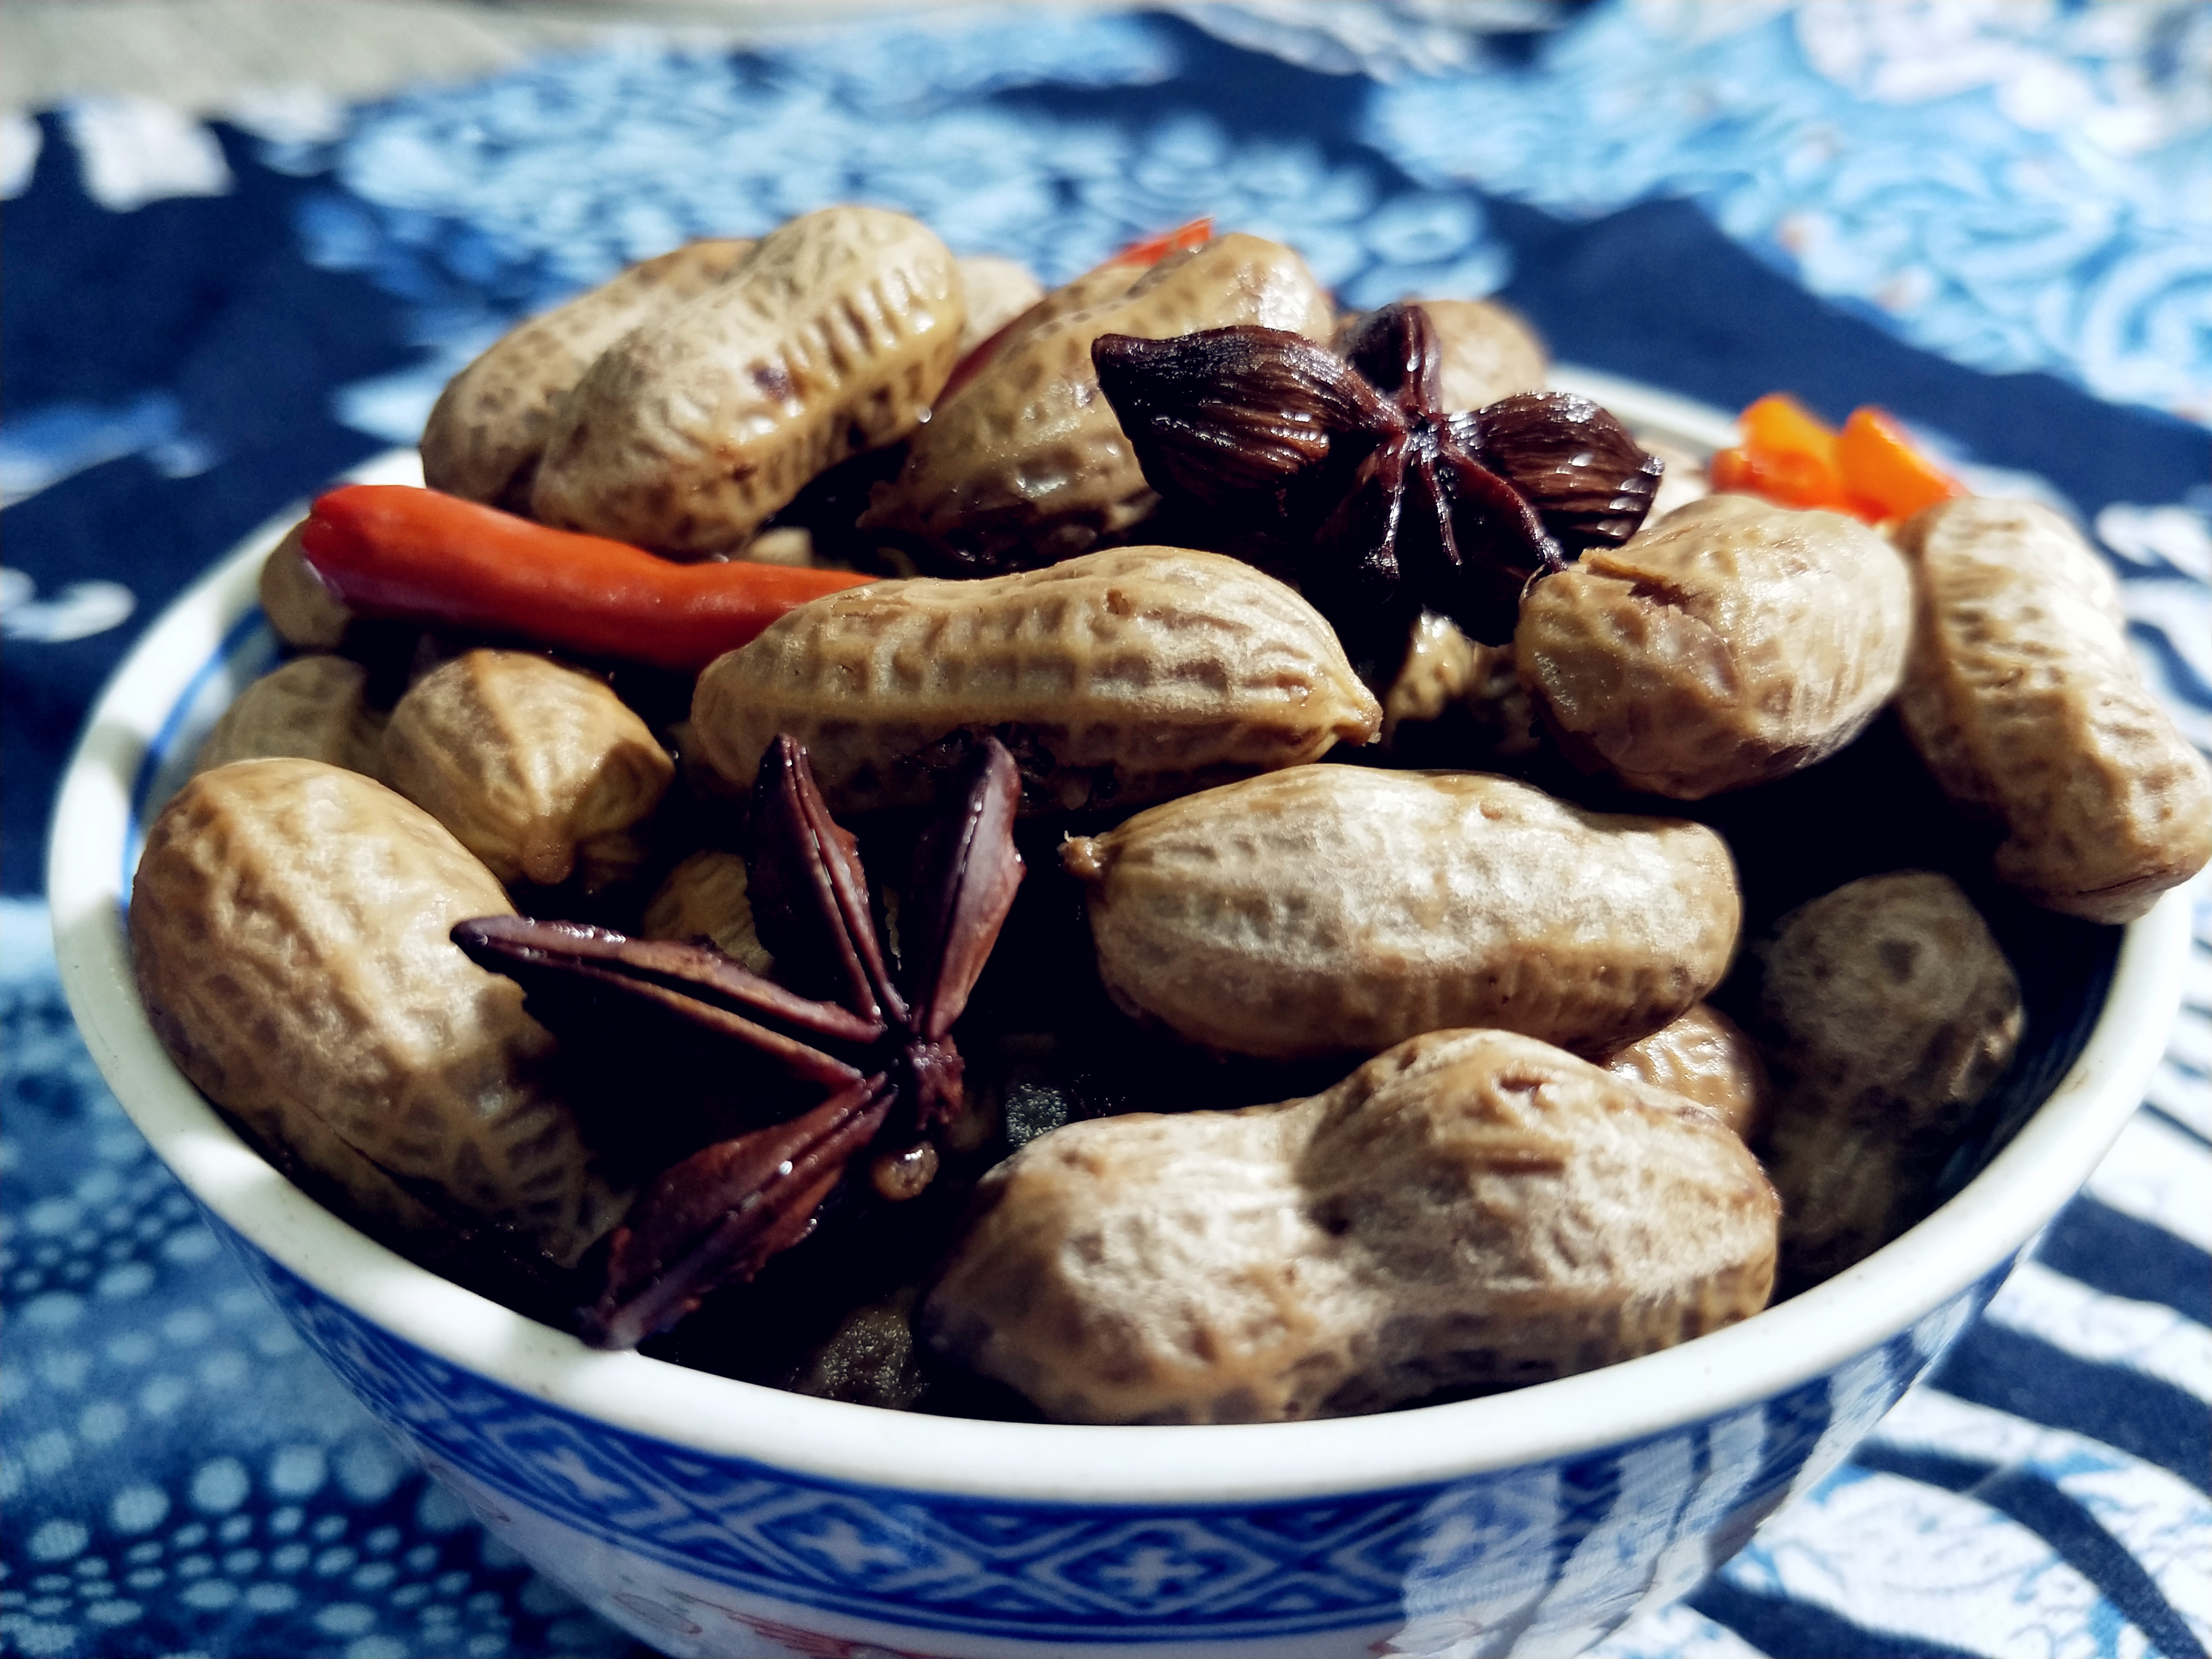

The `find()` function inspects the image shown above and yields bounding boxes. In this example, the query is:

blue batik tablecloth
[3,4,2208,1656]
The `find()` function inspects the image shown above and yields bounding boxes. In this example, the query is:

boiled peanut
[690,546,1381,813]
[1748,870,2023,1291]
[130,758,630,1265]
[259,521,352,649]
[1894,497,2212,922]
[380,649,673,891]
[861,233,1334,569]
[1062,765,1741,1060]
[641,849,773,976]
[1379,610,1538,759]
[421,238,753,508]
[953,254,1045,355]
[531,207,963,557]
[920,1027,1778,1424]
[1339,297,1546,412]
[1604,1002,1769,1142]
[1516,494,1913,798]
[194,655,385,780]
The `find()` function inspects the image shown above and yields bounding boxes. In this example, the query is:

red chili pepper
[298,485,873,674]
[1105,216,1214,266]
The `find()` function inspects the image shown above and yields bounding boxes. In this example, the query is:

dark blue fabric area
[1930,1324,2212,1495]
[1852,1444,2206,1659]
[1685,1577,1988,1659]
[0,117,414,894]
[1477,192,2212,519]
[2034,1197,2212,1327]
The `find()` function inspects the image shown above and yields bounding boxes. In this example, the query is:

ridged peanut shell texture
[130,759,628,1266]
[690,546,1381,813]
[193,655,384,780]
[421,238,753,509]
[921,1028,1779,1424]
[380,649,673,892]
[1750,870,2023,1291]
[531,206,962,556]
[1517,494,1913,799]
[862,233,1334,567]
[1064,766,1741,1061]
[1894,497,2212,922]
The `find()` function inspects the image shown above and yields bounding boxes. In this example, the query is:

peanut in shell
[641,849,773,977]
[1747,869,2024,1292]
[1516,493,1913,799]
[421,238,754,509]
[129,758,629,1266]
[1062,765,1741,1061]
[380,649,673,892]
[1604,1002,1769,1142]
[259,521,353,649]
[920,1027,1778,1424]
[861,233,1334,569]
[531,207,963,557]
[1893,496,2212,923]
[690,546,1381,813]
[194,654,385,781]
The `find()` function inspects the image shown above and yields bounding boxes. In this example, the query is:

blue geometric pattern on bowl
[211,1226,2010,1646]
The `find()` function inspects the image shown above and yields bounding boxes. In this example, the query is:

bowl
[48,403,2192,1659]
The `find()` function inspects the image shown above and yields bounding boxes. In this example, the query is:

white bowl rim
[47,411,2192,1510]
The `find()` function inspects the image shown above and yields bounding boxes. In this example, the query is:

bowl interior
[45,412,2191,1509]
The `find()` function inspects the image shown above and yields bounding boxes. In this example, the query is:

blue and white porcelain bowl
[48,412,2191,1659]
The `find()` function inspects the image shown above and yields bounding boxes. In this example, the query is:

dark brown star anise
[452,733,1023,1350]
[1093,302,1664,658]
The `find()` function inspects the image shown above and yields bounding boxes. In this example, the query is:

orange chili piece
[299,485,872,674]
[1710,394,1849,511]
[1710,394,1967,523]
[1837,406,1970,520]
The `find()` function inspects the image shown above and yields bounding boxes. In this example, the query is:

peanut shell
[380,649,673,891]
[1749,870,2023,1291]
[1604,1002,1769,1141]
[640,849,773,976]
[130,758,628,1265]
[421,238,753,508]
[953,253,1045,355]
[1063,765,1741,1060]
[258,521,352,649]
[531,207,963,556]
[690,546,1380,813]
[921,1027,1777,1424]
[194,654,385,781]
[1893,496,2212,922]
[861,233,1334,568]
[1516,493,1913,799]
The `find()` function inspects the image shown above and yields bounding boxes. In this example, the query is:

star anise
[1093,302,1663,659]
[452,733,1024,1350]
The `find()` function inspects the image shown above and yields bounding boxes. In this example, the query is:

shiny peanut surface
[922,1027,1778,1424]
[129,758,629,1268]
[863,233,1334,566]
[1895,496,2212,922]
[1516,493,1913,799]
[690,545,1381,812]
[532,206,963,556]
[1065,765,1741,1061]
[421,238,754,509]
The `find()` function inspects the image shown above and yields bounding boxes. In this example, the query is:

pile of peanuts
[130,207,2212,1425]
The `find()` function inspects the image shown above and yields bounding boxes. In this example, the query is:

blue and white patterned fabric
[3,4,2207,1656]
